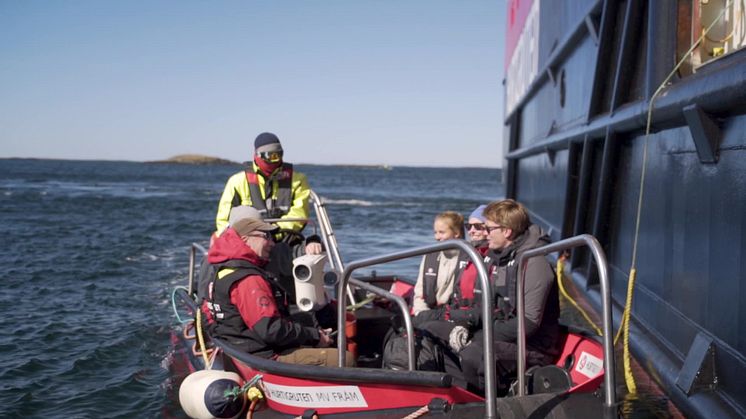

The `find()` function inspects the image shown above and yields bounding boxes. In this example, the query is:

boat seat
[509,327,604,396]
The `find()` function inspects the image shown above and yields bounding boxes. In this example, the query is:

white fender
[179,370,245,419]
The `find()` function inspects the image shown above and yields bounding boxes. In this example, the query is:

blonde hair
[435,211,464,238]
[483,199,530,239]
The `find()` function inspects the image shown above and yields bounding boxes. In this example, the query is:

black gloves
[448,306,481,328]
[413,305,446,326]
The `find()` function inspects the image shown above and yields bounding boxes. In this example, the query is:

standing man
[215,132,311,239]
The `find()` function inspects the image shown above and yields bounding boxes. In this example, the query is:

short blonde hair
[483,199,530,239]
[435,211,464,238]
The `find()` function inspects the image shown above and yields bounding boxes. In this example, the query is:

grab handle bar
[337,239,497,418]
[188,242,208,295]
[515,234,616,407]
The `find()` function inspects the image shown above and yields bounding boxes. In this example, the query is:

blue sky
[1,1,506,168]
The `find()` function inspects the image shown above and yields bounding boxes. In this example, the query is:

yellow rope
[556,255,636,391]
[621,269,637,393]
[622,2,732,395]
[556,255,602,336]
[346,295,376,311]
[195,309,211,369]
[555,255,629,345]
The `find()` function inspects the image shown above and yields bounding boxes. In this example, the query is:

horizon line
[0,156,503,170]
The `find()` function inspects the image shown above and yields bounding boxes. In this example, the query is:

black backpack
[381,328,445,372]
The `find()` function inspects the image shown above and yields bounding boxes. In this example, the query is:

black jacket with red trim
[206,228,320,358]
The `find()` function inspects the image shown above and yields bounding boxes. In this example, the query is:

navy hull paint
[502,1,746,417]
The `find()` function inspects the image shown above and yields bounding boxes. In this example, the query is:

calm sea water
[0,158,502,418]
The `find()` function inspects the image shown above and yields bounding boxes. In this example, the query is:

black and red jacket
[206,228,320,358]
[449,225,560,354]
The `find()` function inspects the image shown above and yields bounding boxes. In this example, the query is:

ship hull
[502,0,746,417]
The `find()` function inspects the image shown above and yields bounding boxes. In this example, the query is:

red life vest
[243,163,294,218]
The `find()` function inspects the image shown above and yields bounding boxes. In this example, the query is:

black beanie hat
[254,132,281,150]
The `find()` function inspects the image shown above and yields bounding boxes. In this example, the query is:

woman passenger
[412,205,491,339]
[412,211,466,325]
[451,205,491,312]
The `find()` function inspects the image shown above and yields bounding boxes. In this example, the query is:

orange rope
[245,399,258,419]
[401,405,429,419]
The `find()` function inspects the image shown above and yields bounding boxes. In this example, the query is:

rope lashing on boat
[556,255,602,336]
[246,386,264,403]
[171,286,192,324]
[624,2,733,395]
[243,375,265,419]
[183,320,196,340]
[400,405,429,419]
[346,295,376,311]
[195,309,211,369]
[206,344,220,366]
[224,373,263,400]
[246,399,259,419]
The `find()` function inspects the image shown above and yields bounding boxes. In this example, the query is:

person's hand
[449,325,470,352]
[305,242,323,255]
[316,328,333,348]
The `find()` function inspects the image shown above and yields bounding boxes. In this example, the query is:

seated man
[197,205,322,305]
[196,205,263,303]
[206,217,354,366]
[437,199,560,393]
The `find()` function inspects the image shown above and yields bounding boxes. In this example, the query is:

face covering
[254,155,281,176]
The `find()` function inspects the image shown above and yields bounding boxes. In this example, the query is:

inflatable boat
[170,192,617,418]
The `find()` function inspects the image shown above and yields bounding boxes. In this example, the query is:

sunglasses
[465,223,487,231]
[485,224,507,233]
[257,151,283,163]
[244,231,274,241]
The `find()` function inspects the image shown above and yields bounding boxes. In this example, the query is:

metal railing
[187,242,208,295]
[309,190,355,304]
[348,277,415,369]
[336,239,499,419]
[515,234,616,407]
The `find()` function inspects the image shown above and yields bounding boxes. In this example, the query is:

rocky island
[147,154,240,166]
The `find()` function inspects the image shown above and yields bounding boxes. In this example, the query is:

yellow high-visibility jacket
[215,162,310,234]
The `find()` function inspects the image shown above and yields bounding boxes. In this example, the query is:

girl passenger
[412,211,466,324]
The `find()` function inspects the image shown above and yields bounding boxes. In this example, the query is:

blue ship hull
[502,1,746,417]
